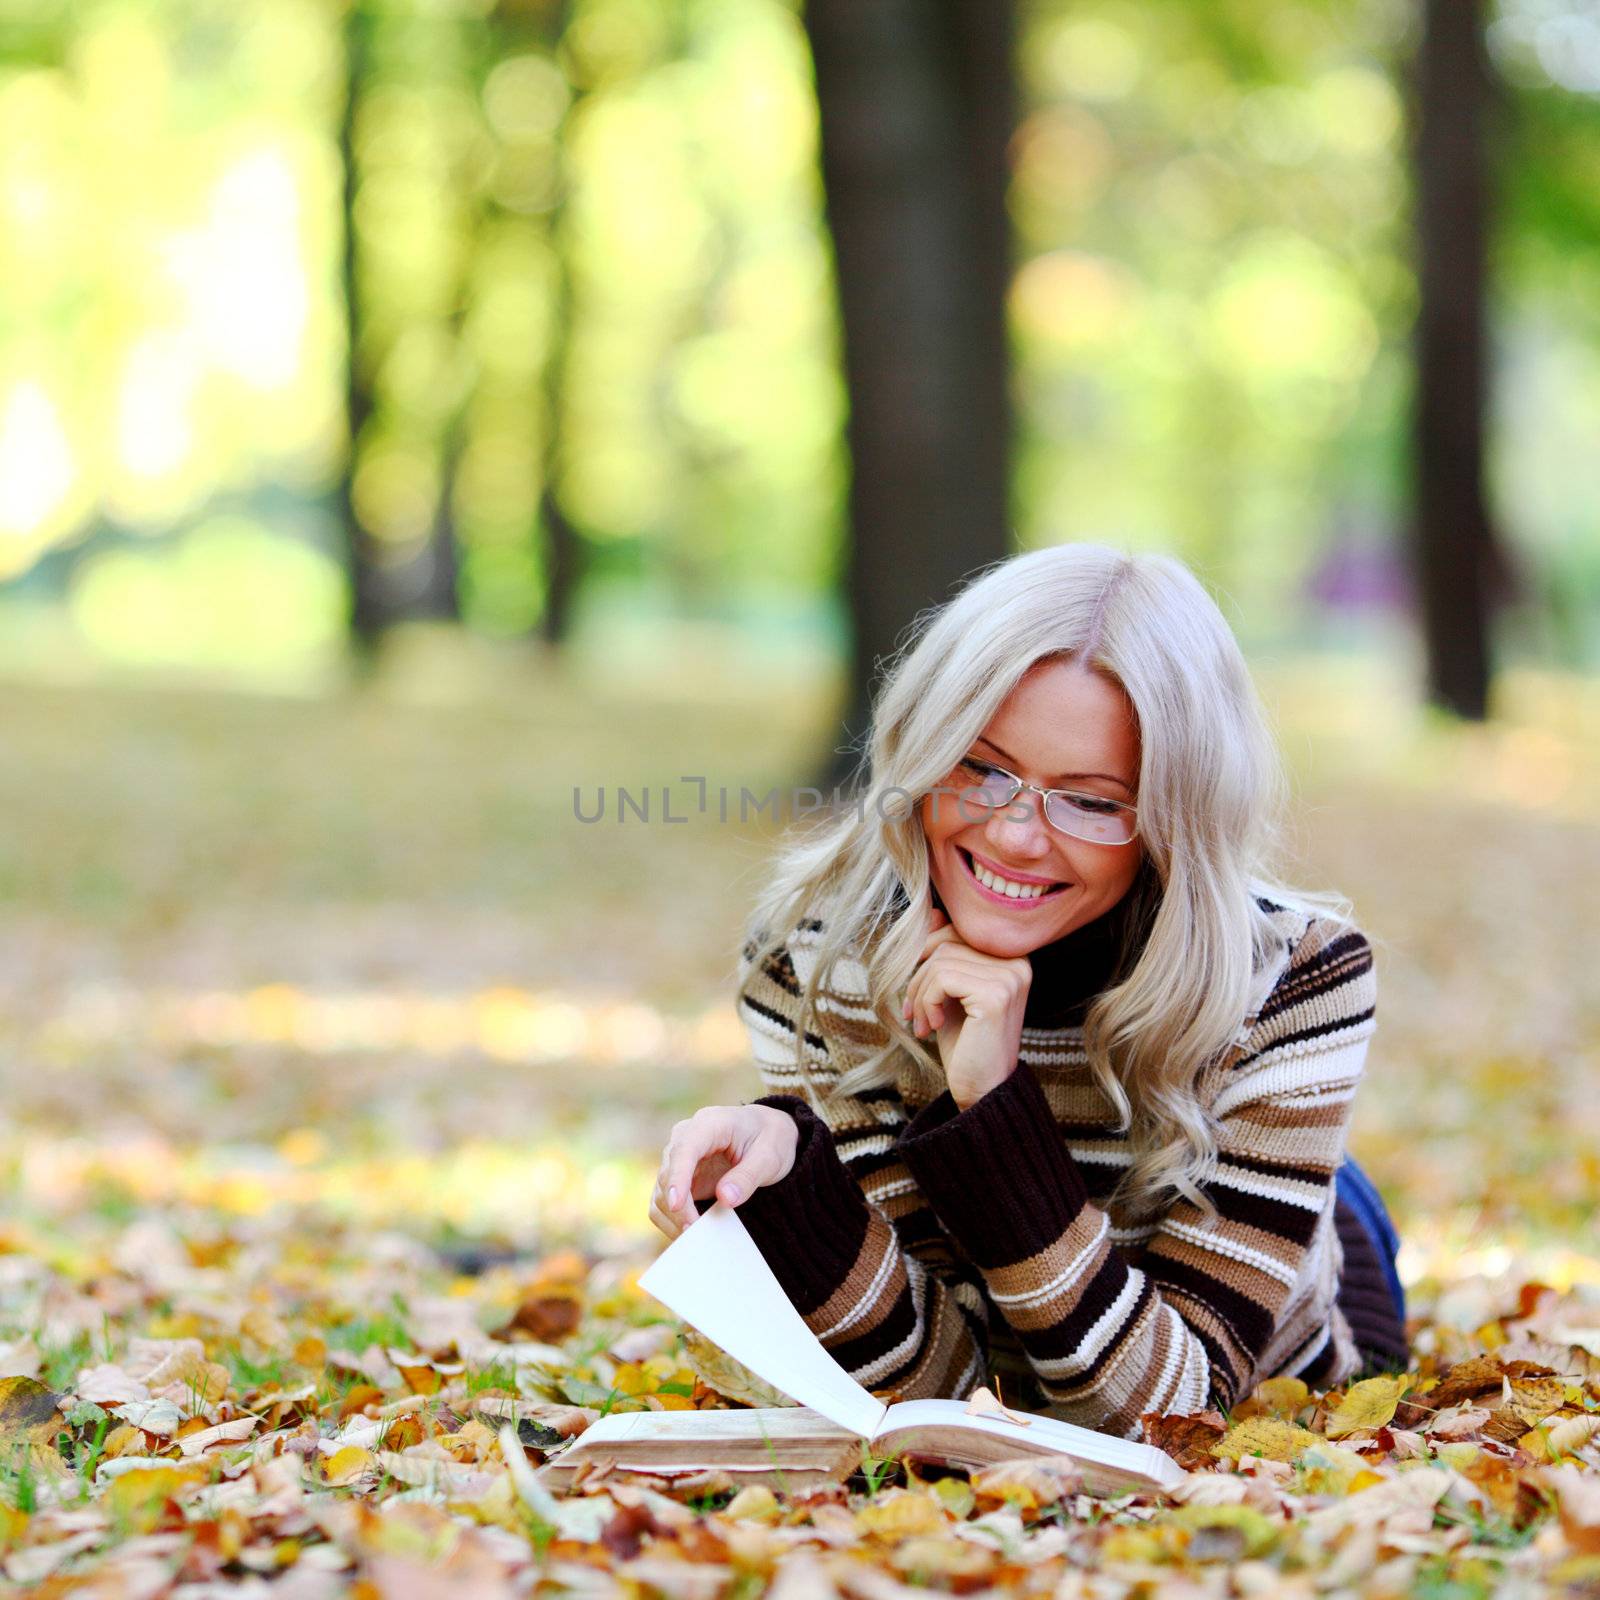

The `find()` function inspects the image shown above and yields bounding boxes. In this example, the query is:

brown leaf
[970,1456,1081,1510]
[1538,1464,1600,1555]
[598,1499,660,1560]
[1141,1410,1227,1469]
[339,1385,385,1419]
[496,1291,582,1344]
[0,1375,63,1438]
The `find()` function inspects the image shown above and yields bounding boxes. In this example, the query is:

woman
[648,544,1408,1440]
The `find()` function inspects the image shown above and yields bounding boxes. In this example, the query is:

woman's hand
[902,905,1032,1109]
[648,1104,800,1240]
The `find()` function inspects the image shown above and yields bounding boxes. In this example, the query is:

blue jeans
[1335,1154,1406,1327]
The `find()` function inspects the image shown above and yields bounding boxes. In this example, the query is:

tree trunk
[536,184,583,648]
[415,415,464,620]
[804,0,1016,788]
[338,0,385,654]
[1410,0,1498,718]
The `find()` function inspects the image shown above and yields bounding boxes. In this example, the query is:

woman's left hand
[902,906,1032,1109]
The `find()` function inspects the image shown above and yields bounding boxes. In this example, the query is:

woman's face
[918,658,1145,959]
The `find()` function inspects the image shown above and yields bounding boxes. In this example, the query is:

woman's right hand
[648,1104,800,1240]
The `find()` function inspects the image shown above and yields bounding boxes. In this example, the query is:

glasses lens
[953,763,1018,817]
[1044,791,1136,845]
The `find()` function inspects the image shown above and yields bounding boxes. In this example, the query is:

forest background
[0,1,1597,1588]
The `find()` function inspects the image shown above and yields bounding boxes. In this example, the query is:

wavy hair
[738,543,1355,1222]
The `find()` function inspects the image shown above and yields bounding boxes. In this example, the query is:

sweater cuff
[896,1062,1089,1270]
[695,1094,870,1316]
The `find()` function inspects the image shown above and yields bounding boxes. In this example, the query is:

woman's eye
[1066,795,1118,815]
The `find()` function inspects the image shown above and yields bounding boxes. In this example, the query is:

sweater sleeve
[721,928,991,1402]
[893,917,1378,1438]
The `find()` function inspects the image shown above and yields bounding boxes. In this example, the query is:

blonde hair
[740,542,1354,1222]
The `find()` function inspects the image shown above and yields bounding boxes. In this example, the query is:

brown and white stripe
[726,900,1381,1439]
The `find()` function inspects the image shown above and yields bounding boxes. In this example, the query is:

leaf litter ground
[0,658,1595,1597]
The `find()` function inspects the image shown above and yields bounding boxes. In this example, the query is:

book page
[638,1200,889,1441]
[882,1398,1139,1462]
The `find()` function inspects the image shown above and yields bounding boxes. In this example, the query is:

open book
[534,1201,1185,1496]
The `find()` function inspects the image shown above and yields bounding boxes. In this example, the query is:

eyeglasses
[941,757,1138,846]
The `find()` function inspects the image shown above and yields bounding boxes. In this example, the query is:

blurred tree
[803,0,1015,783]
[479,0,596,648]
[339,0,387,649]
[1409,0,1504,718]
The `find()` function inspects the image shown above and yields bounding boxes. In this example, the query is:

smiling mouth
[957,847,1070,905]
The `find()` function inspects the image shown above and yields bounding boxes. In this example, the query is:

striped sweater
[726,894,1380,1439]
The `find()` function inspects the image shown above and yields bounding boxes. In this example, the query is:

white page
[637,1200,889,1441]
[882,1398,1148,1465]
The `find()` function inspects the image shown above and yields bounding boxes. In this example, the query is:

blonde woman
[649,544,1407,1439]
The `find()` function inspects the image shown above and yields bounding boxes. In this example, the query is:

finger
[663,1114,732,1220]
[652,1171,691,1236]
[903,964,932,1037]
[917,923,960,964]
[647,1196,679,1241]
[927,901,949,938]
[715,1122,798,1203]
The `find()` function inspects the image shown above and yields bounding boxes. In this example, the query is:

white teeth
[968,854,1057,900]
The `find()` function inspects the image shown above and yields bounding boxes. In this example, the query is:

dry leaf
[677,1326,796,1409]
[1211,1416,1321,1463]
[970,1456,1081,1509]
[1141,1409,1227,1468]
[1325,1374,1413,1439]
[962,1385,1033,1427]
[853,1489,947,1539]
[1539,1464,1600,1555]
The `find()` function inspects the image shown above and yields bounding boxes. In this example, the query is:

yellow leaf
[1475,1321,1508,1350]
[105,1465,207,1531]
[0,1377,60,1437]
[612,1362,651,1396]
[854,1489,947,1539]
[1252,1376,1309,1416]
[294,1337,327,1368]
[323,1446,374,1485]
[1346,1469,1386,1493]
[1296,1443,1373,1496]
[723,1485,782,1523]
[651,1393,695,1411]
[678,1326,795,1410]
[889,1535,995,1580]
[1163,1503,1281,1558]
[1326,1374,1413,1438]
[103,1424,146,1458]
[1211,1416,1320,1463]
[928,1476,975,1520]
[1099,1526,1170,1564]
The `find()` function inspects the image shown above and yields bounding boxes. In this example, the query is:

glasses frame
[947,756,1140,846]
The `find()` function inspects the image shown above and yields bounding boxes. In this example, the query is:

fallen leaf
[1211,1416,1321,1463]
[722,1485,782,1524]
[1539,1465,1600,1555]
[0,1376,62,1438]
[970,1457,1080,1511]
[962,1385,1033,1427]
[1141,1409,1227,1469]
[1326,1374,1413,1438]
[854,1488,947,1539]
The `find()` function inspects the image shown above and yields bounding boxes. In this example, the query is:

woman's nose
[983,787,1053,857]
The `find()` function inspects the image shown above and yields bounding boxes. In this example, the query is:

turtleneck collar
[918,875,1154,1028]
[1022,897,1135,1026]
